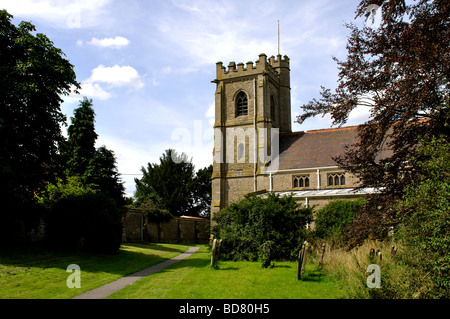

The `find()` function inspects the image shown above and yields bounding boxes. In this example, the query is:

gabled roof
[278,126,359,170]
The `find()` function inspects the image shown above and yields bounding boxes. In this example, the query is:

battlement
[215,53,289,80]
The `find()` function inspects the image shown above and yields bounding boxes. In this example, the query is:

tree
[189,164,213,218]
[0,10,79,243]
[0,10,79,205]
[84,145,125,206]
[297,1,449,242]
[61,97,124,205]
[63,97,97,177]
[134,149,196,217]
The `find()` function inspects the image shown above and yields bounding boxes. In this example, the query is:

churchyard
[0,243,347,299]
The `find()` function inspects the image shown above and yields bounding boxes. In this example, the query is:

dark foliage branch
[297,1,449,244]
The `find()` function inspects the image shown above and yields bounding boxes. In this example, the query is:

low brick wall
[122,209,210,244]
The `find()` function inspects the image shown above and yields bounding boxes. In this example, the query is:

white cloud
[78,82,112,100]
[162,66,198,74]
[205,102,214,118]
[153,1,277,66]
[2,0,111,28]
[68,65,145,101]
[151,0,347,67]
[348,104,372,125]
[205,102,215,126]
[86,64,144,89]
[88,36,130,49]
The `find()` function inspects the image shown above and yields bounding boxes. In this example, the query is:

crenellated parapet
[215,53,289,80]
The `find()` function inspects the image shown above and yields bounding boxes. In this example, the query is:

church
[210,53,379,216]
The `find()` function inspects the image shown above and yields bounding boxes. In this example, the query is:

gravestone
[390,245,398,259]
[217,239,223,260]
[376,249,382,261]
[297,241,308,280]
[318,242,326,269]
[211,238,217,267]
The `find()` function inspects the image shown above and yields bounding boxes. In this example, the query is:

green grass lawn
[1,243,346,299]
[0,243,192,299]
[109,245,346,299]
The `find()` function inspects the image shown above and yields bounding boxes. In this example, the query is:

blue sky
[3,0,373,197]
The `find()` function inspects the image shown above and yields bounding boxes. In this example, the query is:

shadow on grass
[300,269,326,282]
[214,266,240,271]
[121,242,193,253]
[272,264,291,269]
[0,242,196,276]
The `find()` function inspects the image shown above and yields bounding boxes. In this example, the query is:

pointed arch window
[293,175,310,189]
[328,173,346,186]
[236,92,248,116]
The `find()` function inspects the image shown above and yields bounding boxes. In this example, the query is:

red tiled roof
[180,215,207,220]
[278,126,360,170]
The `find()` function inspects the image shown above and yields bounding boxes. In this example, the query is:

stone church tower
[211,53,292,215]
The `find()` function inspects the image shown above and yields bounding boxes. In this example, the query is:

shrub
[395,135,450,298]
[45,192,123,254]
[35,176,92,208]
[212,193,313,266]
[314,199,367,239]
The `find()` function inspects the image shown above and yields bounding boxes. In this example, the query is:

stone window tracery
[236,92,248,116]
[328,173,346,186]
[293,175,310,188]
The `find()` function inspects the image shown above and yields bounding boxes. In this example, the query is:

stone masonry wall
[122,209,210,244]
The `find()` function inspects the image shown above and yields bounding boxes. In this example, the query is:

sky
[2,0,375,197]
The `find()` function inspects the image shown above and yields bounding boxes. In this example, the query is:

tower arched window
[236,92,248,116]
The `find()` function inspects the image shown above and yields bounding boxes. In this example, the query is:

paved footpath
[72,246,200,299]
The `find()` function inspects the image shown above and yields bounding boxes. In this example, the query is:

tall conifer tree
[62,97,124,205]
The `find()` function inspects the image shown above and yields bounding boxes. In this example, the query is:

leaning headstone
[301,242,308,275]
[297,241,308,280]
[217,239,223,260]
[377,249,382,261]
[390,245,398,259]
[318,242,326,269]
[211,238,217,267]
